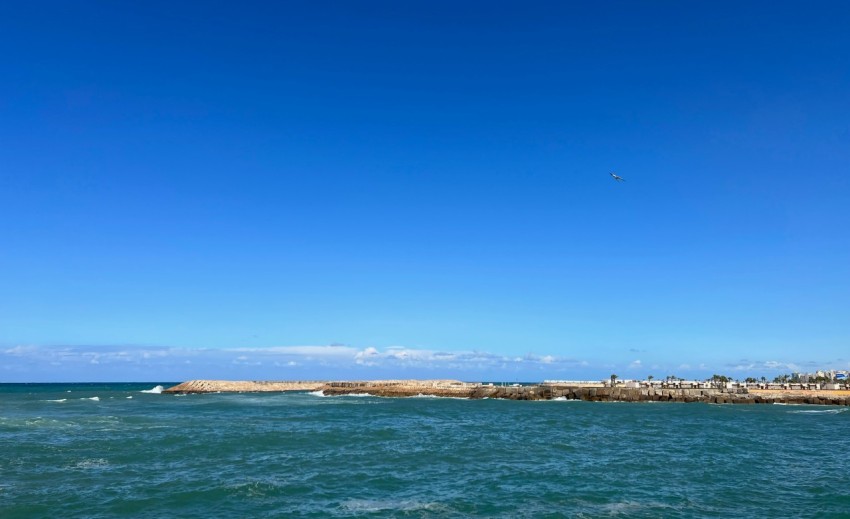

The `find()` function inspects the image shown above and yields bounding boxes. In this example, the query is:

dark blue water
[2,384,849,518]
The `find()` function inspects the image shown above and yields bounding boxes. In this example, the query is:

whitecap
[789,408,847,414]
[44,399,67,403]
[308,390,326,397]
[342,499,444,513]
[417,394,470,400]
[140,385,164,394]
[126,396,133,399]
[597,500,675,514]
[83,396,100,401]
[72,458,108,469]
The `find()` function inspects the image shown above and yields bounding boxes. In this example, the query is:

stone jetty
[163,380,850,405]
[163,380,326,393]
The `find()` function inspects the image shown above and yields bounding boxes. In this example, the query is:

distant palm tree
[648,375,654,382]
[610,374,618,386]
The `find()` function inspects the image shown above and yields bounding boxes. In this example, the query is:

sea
[2,383,849,518]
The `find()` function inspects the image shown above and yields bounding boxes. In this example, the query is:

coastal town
[588,369,850,391]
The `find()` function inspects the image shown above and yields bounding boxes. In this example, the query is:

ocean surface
[2,383,849,518]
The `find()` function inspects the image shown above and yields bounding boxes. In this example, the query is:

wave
[126,396,133,399]
[72,458,108,469]
[788,408,848,414]
[308,391,387,399]
[140,385,164,394]
[44,398,67,403]
[83,396,100,401]
[413,393,470,400]
[341,499,445,513]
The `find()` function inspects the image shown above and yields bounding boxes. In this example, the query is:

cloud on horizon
[2,344,846,383]
[1,344,593,382]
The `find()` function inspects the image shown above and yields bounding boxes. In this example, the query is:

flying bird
[610,172,625,182]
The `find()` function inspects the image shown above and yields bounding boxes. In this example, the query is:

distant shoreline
[163,380,850,406]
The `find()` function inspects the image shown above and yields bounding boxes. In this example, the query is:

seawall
[163,380,326,393]
[163,380,850,405]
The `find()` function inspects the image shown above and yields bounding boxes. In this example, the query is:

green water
[2,384,849,518]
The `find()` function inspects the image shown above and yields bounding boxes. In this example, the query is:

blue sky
[2,1,849,382]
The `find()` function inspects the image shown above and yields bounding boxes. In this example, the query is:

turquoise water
[2,384,849,518]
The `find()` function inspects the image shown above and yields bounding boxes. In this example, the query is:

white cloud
[3,345,39,356]
[242,345,358,358]
[726,360,803,373]
[12,342,788,382]
[354,347,380,366]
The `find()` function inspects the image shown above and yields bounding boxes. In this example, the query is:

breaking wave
[788,408,848,414]
[341,499,445,513]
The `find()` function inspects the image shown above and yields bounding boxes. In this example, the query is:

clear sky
[2,1,849,382]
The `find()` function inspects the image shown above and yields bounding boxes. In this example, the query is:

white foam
[126,396,133,399]
[140,385,164,394]
[310,391,375,398]
[418,394,470,400]
[44,398,67,403]
[73,458,108,469]
[342,499,444,513]
[789,408,847,414]
[83,396,100,401]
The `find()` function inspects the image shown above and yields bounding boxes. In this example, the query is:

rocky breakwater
[162,380,850,405]
[320,380,479,398]
[163,380,326,394]
[540,386,850,404]
[543,386,745,403]
[747,389,850,406]
[468,386,734,402]
[321,383,734,402]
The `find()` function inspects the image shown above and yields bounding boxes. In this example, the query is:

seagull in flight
[610,172,625,182]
